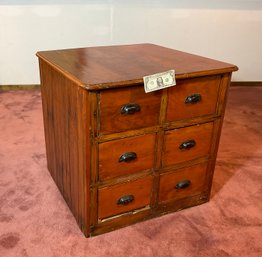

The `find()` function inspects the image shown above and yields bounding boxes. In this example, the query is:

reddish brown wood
[89,92,99,228]
[99,86,161,134]
[39,60,90,235]
[166,75,221,122]
[93,192,209,236]
[159,162,208,204]
[163,122,214,167]
[99,133,156,180]
[36,44,238,90]
[205,73,233,197]
[37,43,238,237]
[98,176,152,219]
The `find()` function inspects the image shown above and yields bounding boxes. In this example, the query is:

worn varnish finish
[37,43,238,237]
[163,122,214,167]
[159,162,209,204]
[99,86,161,134]
[39,60,90,235]
[166,75,221,121]
[99,133,156,180]
[37,44,237,90]
[98,175,153,219]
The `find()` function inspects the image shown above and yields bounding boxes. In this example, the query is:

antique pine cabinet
[36,44,238,237]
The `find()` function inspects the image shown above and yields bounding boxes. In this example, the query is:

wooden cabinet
[36,43,238,237]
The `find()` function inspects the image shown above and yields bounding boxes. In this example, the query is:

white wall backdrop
[0,0,262,84]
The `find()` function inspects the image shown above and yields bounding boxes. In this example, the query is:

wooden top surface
[36,43,238,90]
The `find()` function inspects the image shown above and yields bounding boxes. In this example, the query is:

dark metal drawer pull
[119,152,137,162]
[121,103,141,114]
[175,180,191,189]
[117,195,135,205]
[185,93,202,104]
[179,139,196,150]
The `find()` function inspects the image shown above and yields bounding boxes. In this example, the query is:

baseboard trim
[0,82,261,91]
[0,85,40,91]
[231,81,262,87]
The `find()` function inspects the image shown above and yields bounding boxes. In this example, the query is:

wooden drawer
[99,133,156,180]
[99,87,161,134]
[163,122,214,167]
[159,162,208,204]
[166,75,221,122]
[98,176,152,219]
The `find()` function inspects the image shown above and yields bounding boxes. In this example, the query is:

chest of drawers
[36,44,238,237]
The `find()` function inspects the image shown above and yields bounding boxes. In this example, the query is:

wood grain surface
[37,44,237,237]
[99,86,161,134]
[159,162,208,204]
[98,176,153,219]
[36,44,238,90]
[166,75,221,121]
[163,122,214,167]
[99,133,156,180]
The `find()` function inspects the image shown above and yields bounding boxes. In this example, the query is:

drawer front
[98,176,152,219]
[166,75,221,122]
[99,87,161,134]
[163,122,214,167]
[99,133,156,180]
[159,162,208,204]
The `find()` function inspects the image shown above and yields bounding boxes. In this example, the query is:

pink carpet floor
[0,87,261,257]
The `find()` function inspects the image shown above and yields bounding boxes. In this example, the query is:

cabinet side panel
[206,72,233,197]
[38,59,90,236]
[38,59,56,179]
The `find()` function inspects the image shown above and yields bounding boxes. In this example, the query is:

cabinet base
[89,193,209,237]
